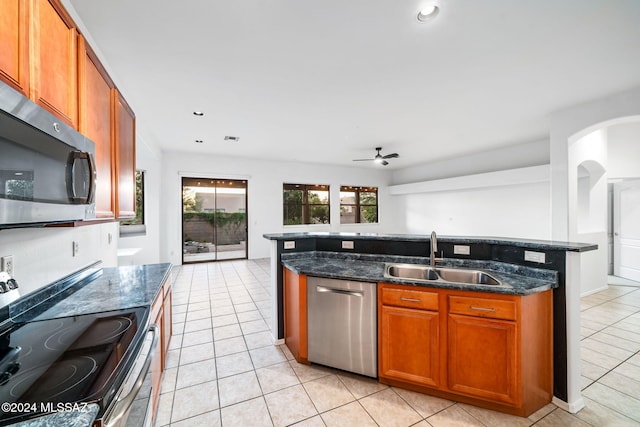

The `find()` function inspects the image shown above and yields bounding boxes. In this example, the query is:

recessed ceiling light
[417,1,440,22]
[195,139,203,143]
[193,111,204,116]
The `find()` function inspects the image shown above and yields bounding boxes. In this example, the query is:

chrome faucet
[430,231,443,267]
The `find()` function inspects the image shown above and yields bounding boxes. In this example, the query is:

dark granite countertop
[4,263,172,427]
[281,252,557,295]
[9,404,99,427]
[12,263,172,323]
[264,232,597,252]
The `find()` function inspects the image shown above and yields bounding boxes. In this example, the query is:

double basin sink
[384,263,502,286]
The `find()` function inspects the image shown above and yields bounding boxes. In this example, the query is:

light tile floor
[154,260,640,427]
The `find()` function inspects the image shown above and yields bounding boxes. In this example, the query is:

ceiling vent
[224,136,240,143]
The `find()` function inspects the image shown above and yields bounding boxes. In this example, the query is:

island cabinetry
[283,267,308,363]
[29,0,78,127]
[378,283,553,417]
[447,295,518,405]
[378,285,440,387]
[150,273,172,422]
[0,0,30,95]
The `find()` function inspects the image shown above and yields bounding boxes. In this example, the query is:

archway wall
[550,85,640,241]
[547,86,640,411]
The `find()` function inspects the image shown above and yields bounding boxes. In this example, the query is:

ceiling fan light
[374,157,384,164]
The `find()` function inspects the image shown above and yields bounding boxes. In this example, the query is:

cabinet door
[0,0,29,95]
[162,288,172,368]
[113,89,136,218]
[151,304,163,420]
[447,314,518,405]
[30,0,78,127]
[379,305,440,387]
[78,37,115,218]
[283,268,308,363]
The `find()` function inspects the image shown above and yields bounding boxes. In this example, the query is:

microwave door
[67,151,96,204]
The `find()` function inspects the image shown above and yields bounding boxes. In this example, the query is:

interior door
[613,179,640,281]
[182,177,247,263]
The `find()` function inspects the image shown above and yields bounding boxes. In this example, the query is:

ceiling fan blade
[381,160,389,166]
[352,158,374,162]
[382,153,399,159]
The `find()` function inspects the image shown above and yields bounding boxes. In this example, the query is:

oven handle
[105,324,159,427]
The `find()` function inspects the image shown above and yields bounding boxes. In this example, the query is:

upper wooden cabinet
[1,0,136,222]
[0,0,30,95]
[29,0,78,128]
[113,89,136,219]
[78,37,116,218]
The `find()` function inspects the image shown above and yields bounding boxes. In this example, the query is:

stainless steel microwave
[0,80,96,228]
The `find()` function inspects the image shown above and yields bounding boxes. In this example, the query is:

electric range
[0,307,149,425]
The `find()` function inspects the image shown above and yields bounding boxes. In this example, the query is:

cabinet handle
[469,306,495,312]
[400,297,421,303]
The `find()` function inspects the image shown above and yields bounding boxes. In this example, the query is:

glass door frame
[181,176,248,264]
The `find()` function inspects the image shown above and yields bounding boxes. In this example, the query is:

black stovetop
[0,307,148,425]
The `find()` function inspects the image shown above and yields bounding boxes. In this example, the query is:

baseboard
[552,396,585,414]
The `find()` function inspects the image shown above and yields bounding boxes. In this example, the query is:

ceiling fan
[353,147,399,166]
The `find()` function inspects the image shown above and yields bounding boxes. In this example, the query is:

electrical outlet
[342,241,354,249]
[1,256,14,276]
[453,245,470,255]
[524,250,546,264]
[72,241,79,257]
[284,241,295,249]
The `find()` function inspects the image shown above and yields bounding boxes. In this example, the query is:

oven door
[100,324,158,427]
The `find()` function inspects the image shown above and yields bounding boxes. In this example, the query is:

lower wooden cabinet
[150,273,172,422]
[378,286,440,387]
[378,283,553,417]
[283,267,308,364]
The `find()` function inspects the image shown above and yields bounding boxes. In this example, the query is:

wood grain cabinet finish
[29,0,78,127]
[113,89,136,219]
[379,298,440,387]
[0,0,30,95]
[78,37,116,218]
[150,274,172,424]
[283,267,308,364]
[378,283,553,417]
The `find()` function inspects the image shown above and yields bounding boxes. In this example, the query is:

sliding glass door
[182,177,248,263]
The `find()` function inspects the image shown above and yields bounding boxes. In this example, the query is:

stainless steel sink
[385,264,439,281]
[435,267,501,286]
[384,263,502,286]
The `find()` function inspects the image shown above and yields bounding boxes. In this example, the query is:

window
[283,183,330,225]
[120,170,145,234]
[340,186,378,223]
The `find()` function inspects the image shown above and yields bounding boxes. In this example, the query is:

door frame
[613,178,640,281]
[180,174,249,264]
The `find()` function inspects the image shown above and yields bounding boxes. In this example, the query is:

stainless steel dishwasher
[307,276,377,377]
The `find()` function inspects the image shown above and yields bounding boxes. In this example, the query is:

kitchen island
[263,232,597,415]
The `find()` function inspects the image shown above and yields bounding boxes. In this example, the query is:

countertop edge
[263,232,597,252]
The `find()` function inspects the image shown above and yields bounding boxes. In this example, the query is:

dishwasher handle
[316,285,364,297]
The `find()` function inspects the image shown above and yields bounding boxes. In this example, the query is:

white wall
[0,222,118,296]
[608,121,640,179]
[117,135,163,265]
[569,129,608,295]
[392,139,549,185]
[389,141,551,239]
[160,152,396,265]
[396,182,551,238]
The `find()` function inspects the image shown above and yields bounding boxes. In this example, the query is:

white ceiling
[65,0,640,170]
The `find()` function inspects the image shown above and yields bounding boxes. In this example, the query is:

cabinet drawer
[449,295,516,321]
[381,287,438,311]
